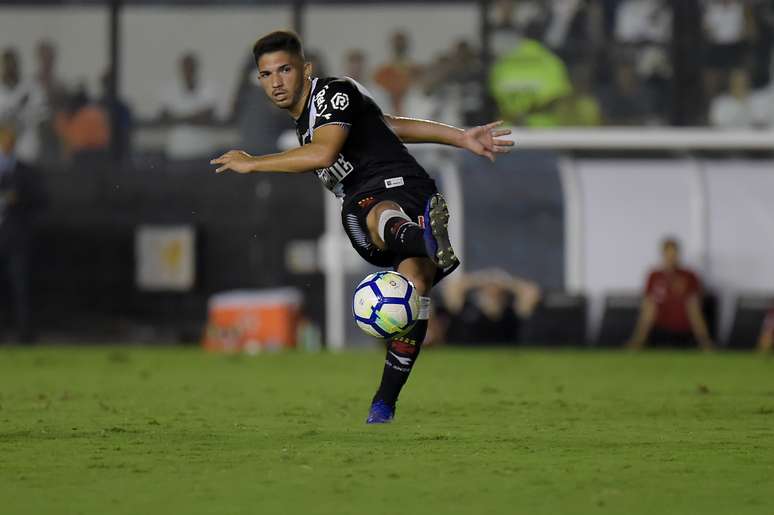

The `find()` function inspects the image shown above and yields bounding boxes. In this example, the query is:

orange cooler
[203,288,302,353]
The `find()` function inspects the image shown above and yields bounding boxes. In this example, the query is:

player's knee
[366,201,405,248]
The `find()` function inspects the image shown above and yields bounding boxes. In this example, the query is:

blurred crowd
[0,42,132,167]
[486,0,774,128]
[2,1,773,169]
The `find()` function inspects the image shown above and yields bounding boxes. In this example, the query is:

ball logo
[331,92,349,110]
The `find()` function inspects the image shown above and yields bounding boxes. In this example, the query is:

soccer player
[211,31,513,424]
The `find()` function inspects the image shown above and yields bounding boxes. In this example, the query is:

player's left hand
[210,150,256,174]
[461,121,514,162]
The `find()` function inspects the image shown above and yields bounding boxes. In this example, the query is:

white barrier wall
[705,160,774,337]
[567,157,774,341]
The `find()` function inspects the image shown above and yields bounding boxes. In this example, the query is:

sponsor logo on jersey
[315,154,355,191]
[313,86,328,110]
[357,196,377,210]
[384,177,404,189]
[390,339,418,355]
[331,92,349,110]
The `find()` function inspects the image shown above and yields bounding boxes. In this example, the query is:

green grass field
[1,346,772,515]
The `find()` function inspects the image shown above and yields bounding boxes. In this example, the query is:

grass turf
[0,346,772,515]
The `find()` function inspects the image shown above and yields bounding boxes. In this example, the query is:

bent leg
[365,200,427,256]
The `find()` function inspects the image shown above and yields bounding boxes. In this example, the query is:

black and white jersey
[294,76,430,199]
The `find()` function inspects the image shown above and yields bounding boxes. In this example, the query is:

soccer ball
[353,271,420,338]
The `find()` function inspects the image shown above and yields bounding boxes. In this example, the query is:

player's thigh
[396,256,436,296]
[365,200,405,249]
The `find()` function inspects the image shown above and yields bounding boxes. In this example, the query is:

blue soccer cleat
[366,399,395,424]
[423,193,459,270]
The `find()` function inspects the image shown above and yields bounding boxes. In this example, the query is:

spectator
[750,0,774,88]
[544,0,600,65]
[402,54,456,126]
[600,61,656,125]
[430,269,541,346]
[98,70,133,161]
[373,30,420,115]
[158,52,219,160]
[34,40,69,167]
[0,119,46,343]
[709,67,754,128]
[614,0,671,45]
[342,49,389,112]
[489,31,572,126]
[54,83,110,160]
[758,307,774,353]
[613,0,672,120]
[749,77,774,128]
[229,53,292,156]
[554,64,602,126]
[442,40,488,126]
[0,48,46,164]
[490,0,549,58]
[627,237,714,351]
[703,0,753,102]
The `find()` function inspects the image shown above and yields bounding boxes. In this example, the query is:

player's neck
[289,78,313,120]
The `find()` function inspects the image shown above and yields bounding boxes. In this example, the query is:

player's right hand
[210,150,256,174]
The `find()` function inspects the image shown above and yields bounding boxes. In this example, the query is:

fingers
[482,120,504,131]
[491,128,511,137]
[493,138,515,147]
[210,150,240,164]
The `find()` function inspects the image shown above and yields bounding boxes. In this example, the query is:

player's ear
[303,61,312,80]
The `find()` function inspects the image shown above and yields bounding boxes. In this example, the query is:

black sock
[383,217,427,257]
[373,319,428,406]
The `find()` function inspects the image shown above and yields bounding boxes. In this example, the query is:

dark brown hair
[252,30,304,64]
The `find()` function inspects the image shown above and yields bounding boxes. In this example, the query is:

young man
[211,31,513,424]
[626,238,714,351]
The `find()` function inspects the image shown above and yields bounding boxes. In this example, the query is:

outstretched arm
[210,125,348,174]
[626,297,657,349]
[384,116,514,162]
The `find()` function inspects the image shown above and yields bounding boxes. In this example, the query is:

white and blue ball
[353,271,420,338]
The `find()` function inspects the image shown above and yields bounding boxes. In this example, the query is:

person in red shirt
[757,308,774,353]
[627,238,714,350]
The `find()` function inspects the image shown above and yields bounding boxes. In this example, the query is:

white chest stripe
[307,78,319,142]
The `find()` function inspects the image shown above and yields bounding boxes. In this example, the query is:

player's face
[257,51,309,112]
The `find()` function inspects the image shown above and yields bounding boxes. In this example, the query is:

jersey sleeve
[311,80,359,130]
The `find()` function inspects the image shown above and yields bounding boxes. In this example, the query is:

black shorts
[341,176,458,285]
